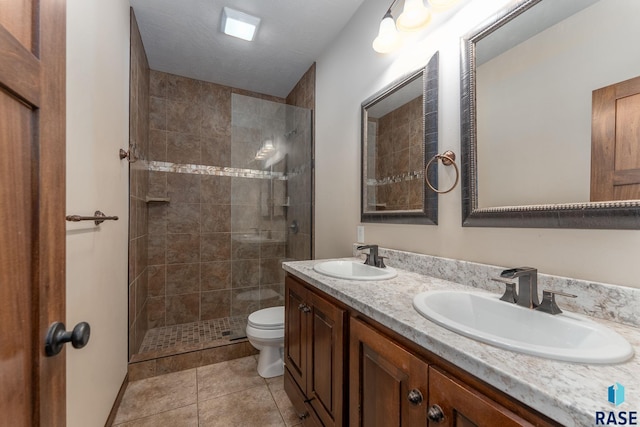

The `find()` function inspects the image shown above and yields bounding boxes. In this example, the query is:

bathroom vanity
[282,249,640,426]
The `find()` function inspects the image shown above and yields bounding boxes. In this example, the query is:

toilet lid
[248,306,284,329]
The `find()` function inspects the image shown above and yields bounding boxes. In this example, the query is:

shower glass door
[229,94,312,324]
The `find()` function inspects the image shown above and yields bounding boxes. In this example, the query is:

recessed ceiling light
[221,7,261,42]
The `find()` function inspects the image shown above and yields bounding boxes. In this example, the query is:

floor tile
[113,404,198,427]
[270,387,301,427]
[266,375,301,426]
[197,355,265,401]
[113,369,197,424]
[198,385,285,426]
[265,375,284,392]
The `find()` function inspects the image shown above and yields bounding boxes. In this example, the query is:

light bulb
[372,12,401,54]
[396,0,431,32]
[427,0,460,13]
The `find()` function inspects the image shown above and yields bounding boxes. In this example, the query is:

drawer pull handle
[298,303,311,313]
[427,404,445,423]
[407,389,423,405]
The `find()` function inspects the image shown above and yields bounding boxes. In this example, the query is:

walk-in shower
[127,76,313,365]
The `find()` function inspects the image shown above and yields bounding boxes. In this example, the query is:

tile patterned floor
[113,356,301,427]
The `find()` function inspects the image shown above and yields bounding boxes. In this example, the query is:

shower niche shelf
[145,196,170,203]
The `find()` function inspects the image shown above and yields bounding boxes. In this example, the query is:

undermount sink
[313,260,397,281]
[413,290,634,364]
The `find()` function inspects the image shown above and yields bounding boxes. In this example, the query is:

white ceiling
[129,0,366,98]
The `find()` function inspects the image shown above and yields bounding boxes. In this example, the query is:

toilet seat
[248,306,284,330]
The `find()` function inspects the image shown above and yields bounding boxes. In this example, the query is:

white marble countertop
[282,258,640,427]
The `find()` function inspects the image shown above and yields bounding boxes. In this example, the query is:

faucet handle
[363,253,371,265]
[376,256,387,269]
[535,290,577,315]
[492,277,518,303]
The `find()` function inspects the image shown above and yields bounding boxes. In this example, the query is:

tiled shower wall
[143,71,304,330]
[285,64,315,260]
[374,96,423,210]
[128,10,151,358]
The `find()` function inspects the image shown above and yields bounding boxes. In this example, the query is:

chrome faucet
[356,245,386,268]
[495,267,539,309]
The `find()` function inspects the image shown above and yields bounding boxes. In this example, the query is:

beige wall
[315,0,640,288]
[477,0,640,207]
[66,0,130,425]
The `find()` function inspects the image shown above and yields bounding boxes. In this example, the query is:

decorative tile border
[148,160,287,180]
[352,244,640,328]
[366,169,424,186]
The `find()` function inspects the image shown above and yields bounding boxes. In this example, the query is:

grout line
[196,383,266,406]
[265,378,288,427]
[113,402,197,427]
[195,364,201,427]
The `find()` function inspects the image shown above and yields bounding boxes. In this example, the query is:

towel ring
[425,150,459,194]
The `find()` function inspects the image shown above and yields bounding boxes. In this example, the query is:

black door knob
[45,321,91,357]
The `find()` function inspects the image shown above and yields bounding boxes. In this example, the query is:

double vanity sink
[290,254,639,426]
[313,260,397,281]
[313,260,634,364]
[412,290,633,364]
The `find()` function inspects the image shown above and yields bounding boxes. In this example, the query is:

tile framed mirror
[460,0,640,229]
[361,52,439,224]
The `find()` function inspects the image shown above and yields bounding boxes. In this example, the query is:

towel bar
[66,210,119,226]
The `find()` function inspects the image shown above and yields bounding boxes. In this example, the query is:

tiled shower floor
[134,317,248,362]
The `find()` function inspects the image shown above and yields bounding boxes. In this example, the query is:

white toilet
[246,306,285,378]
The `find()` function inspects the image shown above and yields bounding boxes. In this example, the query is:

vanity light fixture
[221,7,261,41]
[372,0,461,53]
[396,0,431,32]
[427,0,460,13]
[372,10,401,54]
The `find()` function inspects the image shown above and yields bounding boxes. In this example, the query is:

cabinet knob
[297,411,309,420]
[407,389,424,405]
[298,303,311,313]
[427,404,445,423]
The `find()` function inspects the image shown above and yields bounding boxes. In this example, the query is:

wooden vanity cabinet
[349,317,546,427]
[284,274,559,427]
[284,275,346,427]
[349,317,429,427]
[427,367,534,427]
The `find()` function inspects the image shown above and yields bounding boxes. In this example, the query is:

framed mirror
[361,52,439,224]
[461,0,640,229]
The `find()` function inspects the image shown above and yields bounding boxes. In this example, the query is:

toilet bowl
[246,306,285,378]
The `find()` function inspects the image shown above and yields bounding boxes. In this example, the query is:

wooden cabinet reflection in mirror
[591,75,640,202]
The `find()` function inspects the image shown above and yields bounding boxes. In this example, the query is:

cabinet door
[308,291,345,427]
[350,317,429,427]
[285,276,308,389]
[428,367,533,427]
